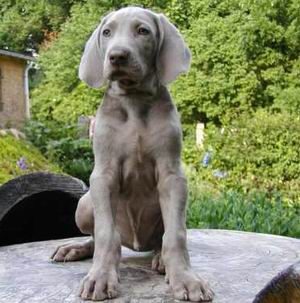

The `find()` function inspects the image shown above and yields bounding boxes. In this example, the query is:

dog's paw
[151,251,165,274]
[169,270,213,302]
[79,268,119,301]
[51,240,94,262]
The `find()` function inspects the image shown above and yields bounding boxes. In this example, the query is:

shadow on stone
[0,172,88,246]
[0,190,82,246]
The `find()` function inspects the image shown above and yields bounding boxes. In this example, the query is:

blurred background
[0,0,299,240]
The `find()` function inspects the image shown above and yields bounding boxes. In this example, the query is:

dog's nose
[109,49,129,65]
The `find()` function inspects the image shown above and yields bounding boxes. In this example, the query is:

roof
[0,49,35,61]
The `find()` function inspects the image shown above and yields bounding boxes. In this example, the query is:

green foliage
[194,110,300,200]
[186,188,300,238]
[46,137,93,185]
[182,124,203,165]
[23,120,76,153]
[164,0,191,28]
[23,120,93,184]
[273,57,300,114]
[30,0,300,125]
[0,0,83,51]
[32,82,102,123]
[186,166,300,237]
[0,135,61,184]
[172,0,300,124]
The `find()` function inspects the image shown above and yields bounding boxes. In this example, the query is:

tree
[172,0,300,124]
[31,0,300,124]
[0,0,84,52]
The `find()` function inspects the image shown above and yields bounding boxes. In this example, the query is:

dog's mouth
[109,70,139,87]
[119,79,138,87]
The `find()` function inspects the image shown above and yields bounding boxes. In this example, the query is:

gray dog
[51,6,213,302]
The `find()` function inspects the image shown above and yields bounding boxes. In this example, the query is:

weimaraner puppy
[51,6,214,302]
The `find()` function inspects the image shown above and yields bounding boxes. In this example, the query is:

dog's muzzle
[109,48,130,66]
[105,47,143,87]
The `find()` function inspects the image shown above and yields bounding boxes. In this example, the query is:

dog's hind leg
[51,239,94,262]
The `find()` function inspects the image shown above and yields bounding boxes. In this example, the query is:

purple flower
[213,170,228,179]
[202,152,211,167]
[17,157,28,170]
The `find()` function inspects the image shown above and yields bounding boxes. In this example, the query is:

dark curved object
[253,260,300,303]
[0,173,88,246]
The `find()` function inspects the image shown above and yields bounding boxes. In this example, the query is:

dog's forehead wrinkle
[108,8,156,27]
[106,20,155,36]
[104,19,117,28]
[128,18,155,30]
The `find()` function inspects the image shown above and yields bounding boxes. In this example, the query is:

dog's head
[79,7,191,89]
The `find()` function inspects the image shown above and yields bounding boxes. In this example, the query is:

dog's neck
[107,73,162,99]
[102,73,173,122]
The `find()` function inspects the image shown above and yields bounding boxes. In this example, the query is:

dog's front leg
[157,160,214,302]
[80,168,121,301]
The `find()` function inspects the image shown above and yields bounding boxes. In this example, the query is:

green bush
[186,166,300,237]
[173,0,300,124]
[182,124,203,165]
[0,0,83,51]
[46,137,93,185]
[29,0,300,126]
[190,110,300,200]
[23,120,79,152]
[23,120,93,184]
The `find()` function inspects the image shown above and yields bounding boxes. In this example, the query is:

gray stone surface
[0,229,300,303]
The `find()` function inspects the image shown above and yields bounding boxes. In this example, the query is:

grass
[0,135,61,185]
[187,184,300,238]
[184,163,300,238]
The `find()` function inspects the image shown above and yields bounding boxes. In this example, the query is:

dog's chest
[118,107,157,195]
[99,95,160,190]
[112,104,162,251]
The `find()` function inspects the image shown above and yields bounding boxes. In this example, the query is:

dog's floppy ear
[79,14,110,88]
[156,14,191,85]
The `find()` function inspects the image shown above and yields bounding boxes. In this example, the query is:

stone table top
[0,229,300,303]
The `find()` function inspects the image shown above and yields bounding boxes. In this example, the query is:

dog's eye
[138,27,150,35]
[103,29,111,37]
